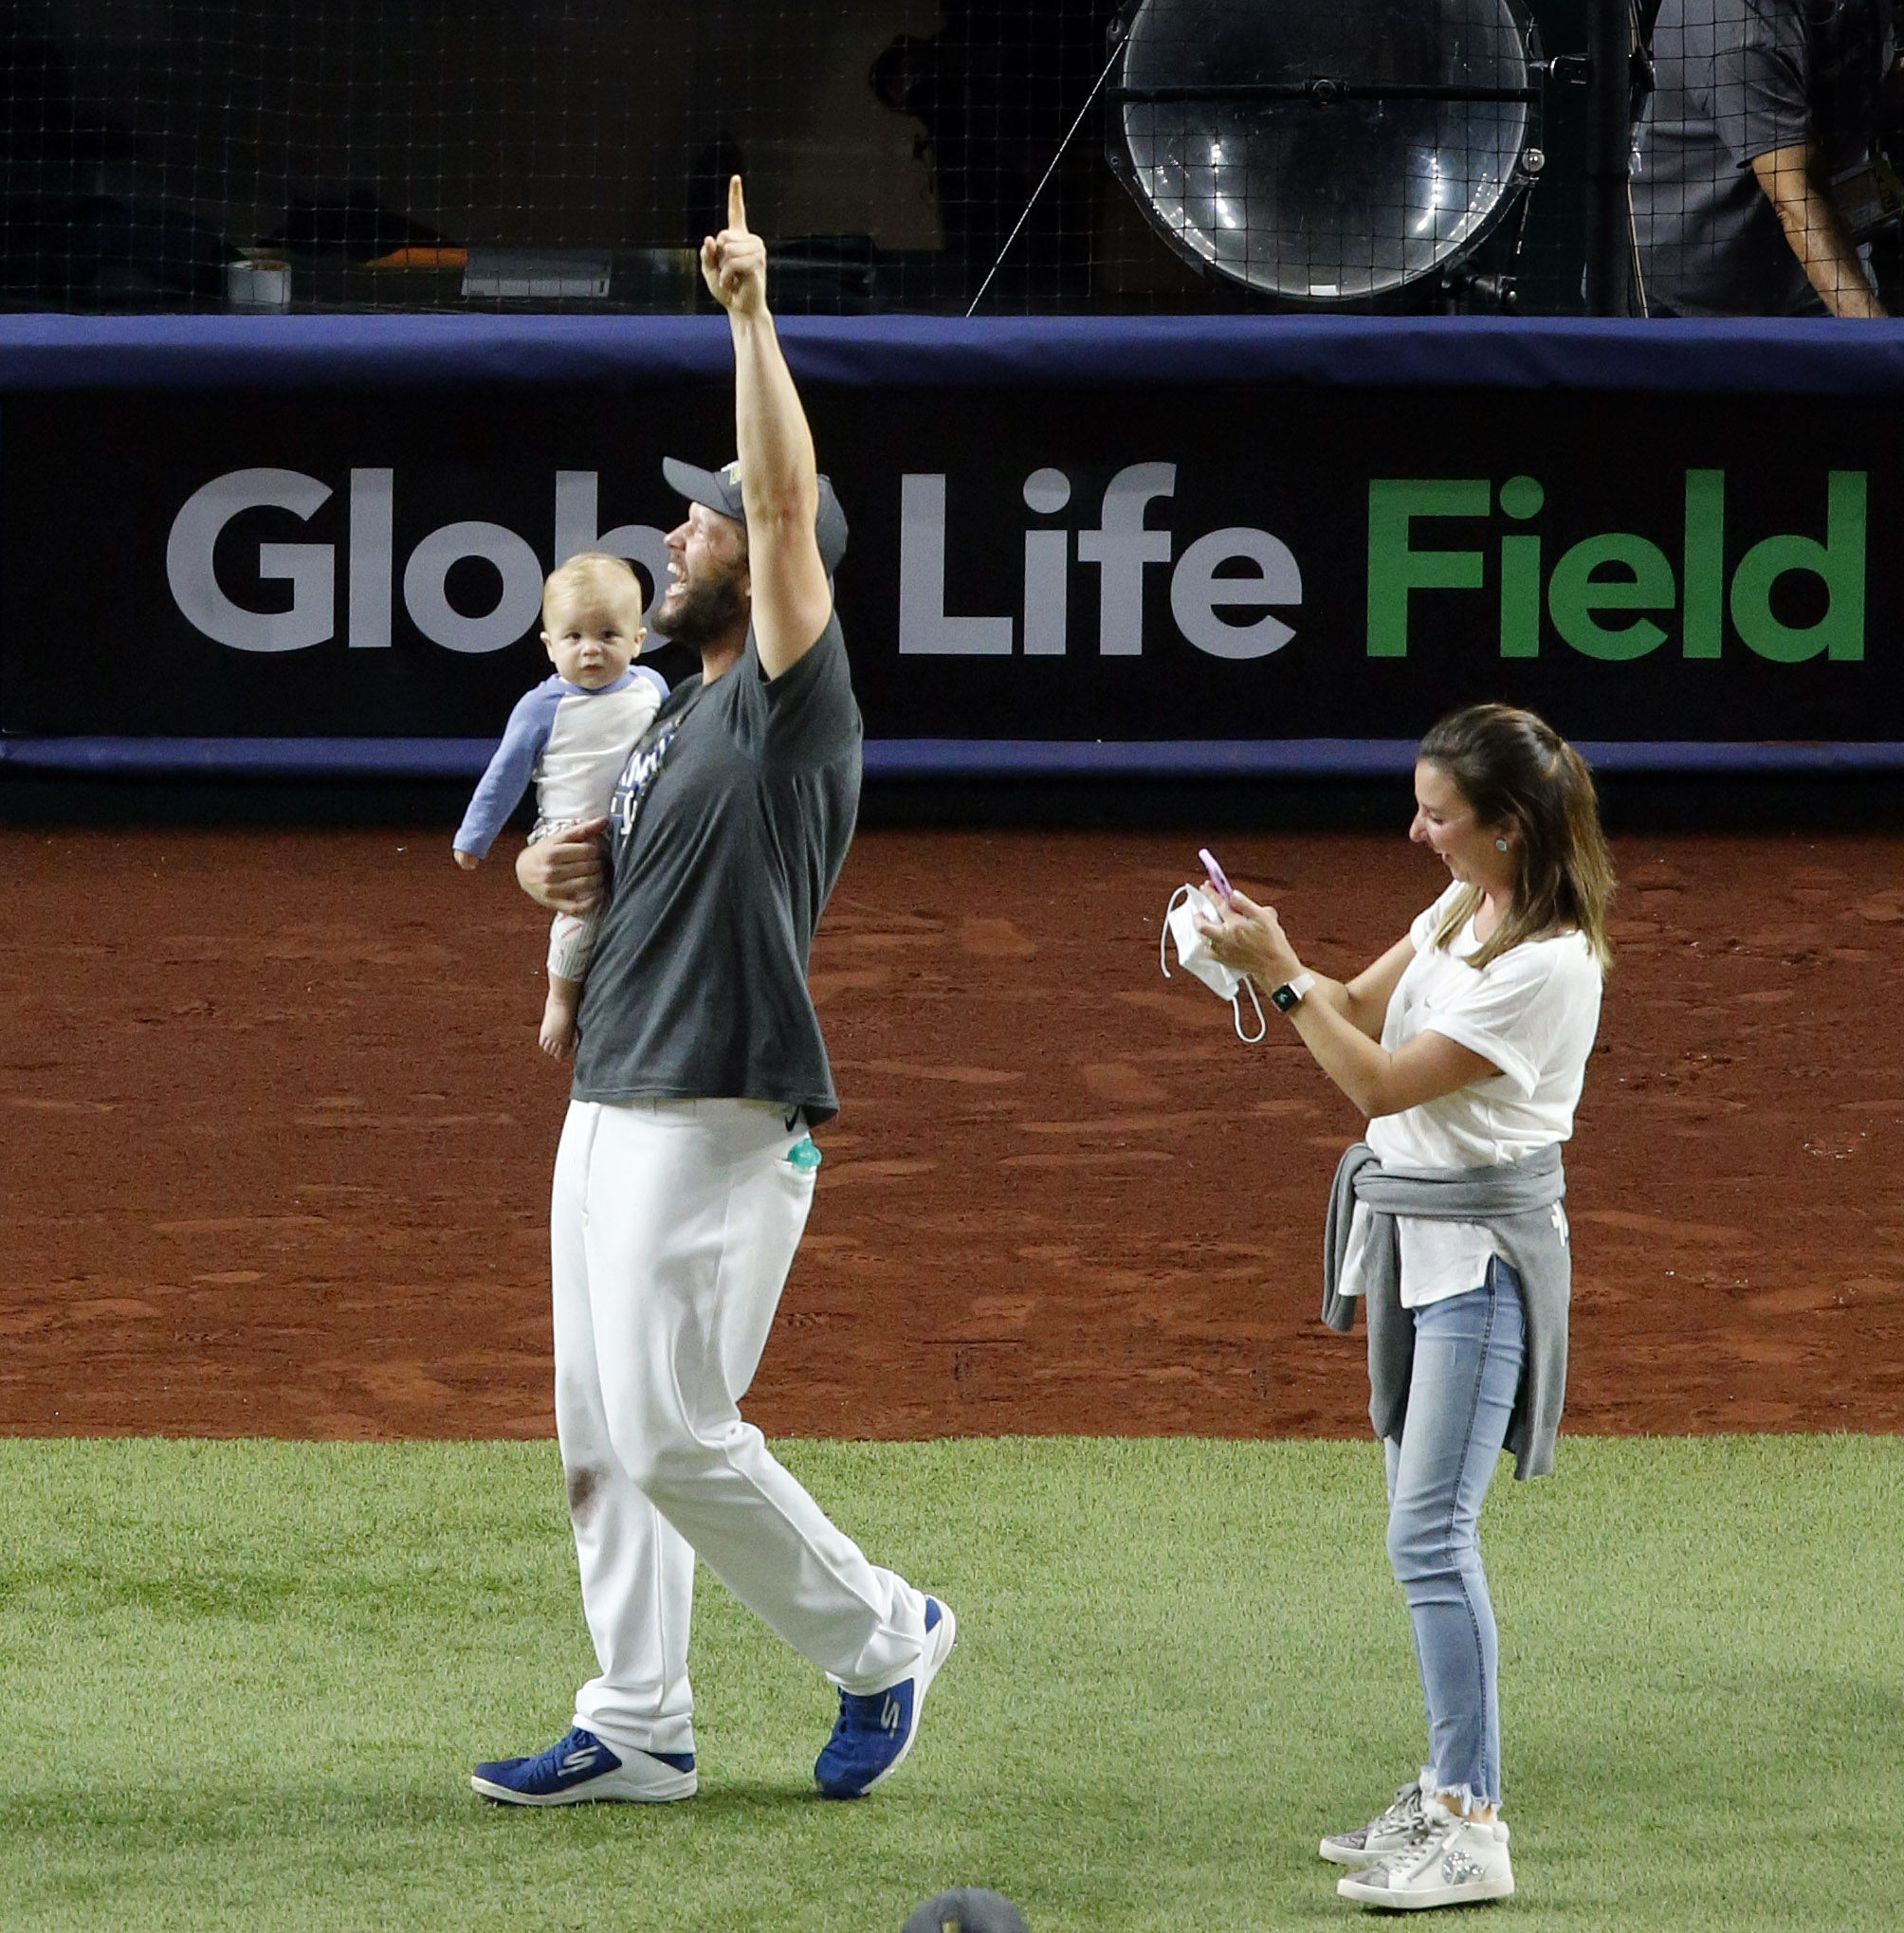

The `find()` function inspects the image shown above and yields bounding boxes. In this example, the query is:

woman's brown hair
[1419,703,1616,971]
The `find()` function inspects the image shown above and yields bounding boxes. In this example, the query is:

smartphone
[1198,848,1234,903]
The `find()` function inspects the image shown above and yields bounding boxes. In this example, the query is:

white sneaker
[1320,1777,1431,1867]
[1336,1811,1513,1910]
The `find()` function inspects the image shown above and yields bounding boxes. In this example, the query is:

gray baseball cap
[662,456,849,575]
[902,1889,1030,1933]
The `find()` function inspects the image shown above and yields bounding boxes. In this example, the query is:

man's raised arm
[699,175,835,677]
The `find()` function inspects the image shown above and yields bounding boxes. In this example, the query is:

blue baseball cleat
[470,1725,697,1805]
[815,1596,957,1798]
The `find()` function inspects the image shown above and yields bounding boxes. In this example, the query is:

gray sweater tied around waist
[1322,1141,1571,1480]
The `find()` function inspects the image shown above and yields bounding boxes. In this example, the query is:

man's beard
[653,567,749,650]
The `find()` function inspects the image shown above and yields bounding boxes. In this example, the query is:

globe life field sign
[0,346,1895,758]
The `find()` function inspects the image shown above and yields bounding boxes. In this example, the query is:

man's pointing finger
[728,173,747,234]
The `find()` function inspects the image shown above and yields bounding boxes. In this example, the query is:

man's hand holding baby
[517,817,610,913]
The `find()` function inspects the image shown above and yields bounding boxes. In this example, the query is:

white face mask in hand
[1161,884,1267,1043]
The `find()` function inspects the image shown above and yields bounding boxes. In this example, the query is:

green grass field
[1,1435,1898,1931]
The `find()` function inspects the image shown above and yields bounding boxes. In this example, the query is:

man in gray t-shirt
[470,177,955,1813]
[570,568,859,1121]
[1633,0,1893,316]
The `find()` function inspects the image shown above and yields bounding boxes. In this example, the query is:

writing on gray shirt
[571,611,861,1122]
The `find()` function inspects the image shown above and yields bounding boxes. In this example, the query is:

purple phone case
[1199,848,1233,900]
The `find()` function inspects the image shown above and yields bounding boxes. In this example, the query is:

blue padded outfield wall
[3,314,1903,780]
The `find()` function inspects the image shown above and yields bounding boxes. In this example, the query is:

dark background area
[1,0,1602,315]
[6,768,1904,835]
[5,3,1900,833]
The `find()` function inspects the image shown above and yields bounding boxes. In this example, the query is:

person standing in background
[1633,0,1897,315]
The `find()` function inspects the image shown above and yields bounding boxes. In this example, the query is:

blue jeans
[1382,1258,1526,1810]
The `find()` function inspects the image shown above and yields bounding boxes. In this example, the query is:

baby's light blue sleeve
[453,680,562,858]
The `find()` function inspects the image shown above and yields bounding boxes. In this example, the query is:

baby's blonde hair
[542,552,646,628]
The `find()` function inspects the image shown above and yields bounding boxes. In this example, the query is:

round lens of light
[1114,0,1536,301]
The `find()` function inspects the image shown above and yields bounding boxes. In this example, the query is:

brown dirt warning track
[2,824,1902,1441]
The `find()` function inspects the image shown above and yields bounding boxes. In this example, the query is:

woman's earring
[1494,837,1510,851]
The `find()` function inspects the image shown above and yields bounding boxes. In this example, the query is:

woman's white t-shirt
[1358,882,1604,1307]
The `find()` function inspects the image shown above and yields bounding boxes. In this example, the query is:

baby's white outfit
[454,666,668,979]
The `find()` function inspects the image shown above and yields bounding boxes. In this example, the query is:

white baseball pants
[551,1096,929,1760]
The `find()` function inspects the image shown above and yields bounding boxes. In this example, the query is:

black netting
[2,1,1896,317]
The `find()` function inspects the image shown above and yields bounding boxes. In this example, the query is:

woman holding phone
[1194,703,1614,1912]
